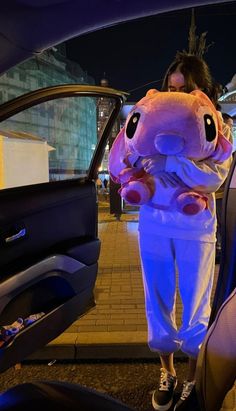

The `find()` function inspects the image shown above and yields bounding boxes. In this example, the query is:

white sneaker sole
[152,380,178,411]
[152,395,173,411]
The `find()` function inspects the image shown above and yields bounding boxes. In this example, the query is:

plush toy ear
[211,130,233,162]
[190,89,216,111]
[108,127,141,183]
[108,128,127,182]
[146,88,160,97]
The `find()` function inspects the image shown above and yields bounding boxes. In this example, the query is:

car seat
[196,287,236,411]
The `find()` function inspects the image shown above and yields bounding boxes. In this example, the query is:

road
[0,359,200,411]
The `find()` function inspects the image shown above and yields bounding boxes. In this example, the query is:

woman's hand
[155,172,185,188]
[142,154,166,174]
[133,155,184,187]
[141,155,184,188]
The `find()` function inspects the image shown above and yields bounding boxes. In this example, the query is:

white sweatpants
[139,233,215,358]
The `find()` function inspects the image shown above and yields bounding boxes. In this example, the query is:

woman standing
[138,52,232,411]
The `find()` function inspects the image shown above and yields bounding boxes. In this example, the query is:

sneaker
[152,368,177,410]
[173,380,196,410]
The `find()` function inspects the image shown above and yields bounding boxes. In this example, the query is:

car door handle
[5,228,26,243]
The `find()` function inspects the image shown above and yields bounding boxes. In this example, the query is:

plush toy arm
[118,167,145,184]
[108,128,154,205]
[119,169,155,205]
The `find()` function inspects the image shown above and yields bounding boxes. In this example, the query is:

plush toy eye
[126,112,140,139]
[204,114,216,142]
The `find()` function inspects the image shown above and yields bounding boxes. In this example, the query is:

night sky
[66,2,236,102]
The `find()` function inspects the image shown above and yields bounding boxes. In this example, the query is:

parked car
[0,1,235,410]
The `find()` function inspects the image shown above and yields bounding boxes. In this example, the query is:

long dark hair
[162,52,219,108]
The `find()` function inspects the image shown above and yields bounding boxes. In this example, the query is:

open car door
[0,84,126,373]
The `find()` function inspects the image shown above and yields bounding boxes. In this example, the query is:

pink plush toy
[109,89,232,215]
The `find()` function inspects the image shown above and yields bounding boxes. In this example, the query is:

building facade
[0,45,99,181]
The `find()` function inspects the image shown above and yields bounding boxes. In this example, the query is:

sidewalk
[30,202,219,361]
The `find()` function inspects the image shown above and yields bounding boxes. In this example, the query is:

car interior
[0,1,235,410]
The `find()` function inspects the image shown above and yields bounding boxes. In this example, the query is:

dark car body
[0,0,231,77]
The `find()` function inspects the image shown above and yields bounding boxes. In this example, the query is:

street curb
[27,332,188,361]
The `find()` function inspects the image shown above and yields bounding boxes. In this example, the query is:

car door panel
[0,179,99,372]
[0,288,92,373]
[0,85,125,372]
[0,179,98,277]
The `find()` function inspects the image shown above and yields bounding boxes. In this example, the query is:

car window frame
[0,84,128,183]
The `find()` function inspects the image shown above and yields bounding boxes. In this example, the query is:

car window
[0,95,116,188]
